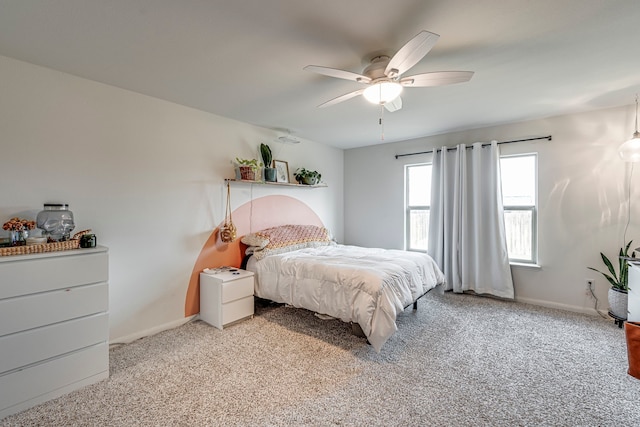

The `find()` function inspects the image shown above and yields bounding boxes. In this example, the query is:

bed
[241,224,445,352]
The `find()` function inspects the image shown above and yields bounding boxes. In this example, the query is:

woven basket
[0,229,91,257]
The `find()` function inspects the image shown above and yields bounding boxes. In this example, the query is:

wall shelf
[225,179,327,188]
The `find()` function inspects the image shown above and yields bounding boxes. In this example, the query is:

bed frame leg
[350,323,370,345]
[351,322,366,338]
[413,301,418,310]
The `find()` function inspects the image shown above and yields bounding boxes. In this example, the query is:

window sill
[509,262,541,269]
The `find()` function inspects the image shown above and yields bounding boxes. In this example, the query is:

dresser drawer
[222,276,254,303]
[0,251,108,299]
[0,312,108,374]
[222,295,254,325]
[0,342,108,419]
[0,282,108,336]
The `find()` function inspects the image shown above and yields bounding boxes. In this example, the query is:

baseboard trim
[110,315,199,345]
[514,296,608,317]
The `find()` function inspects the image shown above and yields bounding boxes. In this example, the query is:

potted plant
[235,157,262,181]
[260,143,277,182]
[588,240,634,319]
[293,168,322,185]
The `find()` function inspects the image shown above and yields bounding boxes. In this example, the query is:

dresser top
[0,245,108,263]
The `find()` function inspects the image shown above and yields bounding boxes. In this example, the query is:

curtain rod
[394,135,552,159]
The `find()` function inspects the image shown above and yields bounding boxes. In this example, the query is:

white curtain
[428,141,514,299]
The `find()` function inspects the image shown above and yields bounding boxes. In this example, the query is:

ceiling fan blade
[400,71,474,87]
[318,89,365,108]
[304,65,371,84]
[385,31,440,78]
[384,96,402,112]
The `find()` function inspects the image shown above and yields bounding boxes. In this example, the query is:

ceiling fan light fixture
[619,94,640,162]
[363,81,403,105]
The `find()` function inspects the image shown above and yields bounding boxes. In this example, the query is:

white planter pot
[609,288,628,319]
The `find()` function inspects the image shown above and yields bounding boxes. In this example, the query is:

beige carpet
[2,290,639,426]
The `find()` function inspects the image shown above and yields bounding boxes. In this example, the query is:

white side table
[199,268,254,329]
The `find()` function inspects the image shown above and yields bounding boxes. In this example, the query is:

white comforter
[246,244,445,352]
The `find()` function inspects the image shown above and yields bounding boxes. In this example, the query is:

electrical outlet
[585,279,595,298]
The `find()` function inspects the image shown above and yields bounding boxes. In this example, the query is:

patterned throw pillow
[241,224,334,260]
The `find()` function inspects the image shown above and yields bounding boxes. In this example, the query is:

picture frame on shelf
[274,160,290,183]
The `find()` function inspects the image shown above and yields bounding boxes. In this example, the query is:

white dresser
[200,268,254,329]
[0,246,109,419]
[628,261,640,322]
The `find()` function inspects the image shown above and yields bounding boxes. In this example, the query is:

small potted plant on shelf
[588,240,634,320]
[260,143,277,182]
[294,168,322,185]
[235,157,262,181]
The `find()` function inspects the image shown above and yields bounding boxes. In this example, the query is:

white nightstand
[199,268,254,329]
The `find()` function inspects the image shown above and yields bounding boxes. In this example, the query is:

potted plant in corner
[235,157,262,181]
[260,143,277,182]
[588,240,635,320]
[293,168,322,185]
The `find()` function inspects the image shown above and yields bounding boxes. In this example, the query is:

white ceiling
[1,0,639,149]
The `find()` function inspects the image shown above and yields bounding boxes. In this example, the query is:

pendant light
[619,94,640,162]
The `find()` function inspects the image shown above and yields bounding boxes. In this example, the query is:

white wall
[345,105,639,315]
[0,55,343,342]
[3,50,633,333]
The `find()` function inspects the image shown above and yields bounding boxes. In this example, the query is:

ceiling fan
[304,30,474,112]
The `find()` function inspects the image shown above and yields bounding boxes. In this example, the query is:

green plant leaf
[600,253,618,282]
[589,240,633,291]
[260,143,272,166]
[587,267,618,288]
[621,240,633,290]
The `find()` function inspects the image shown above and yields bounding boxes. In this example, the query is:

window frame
[500,153,538,265]
[403,152,538,264]
[405,163,431,252]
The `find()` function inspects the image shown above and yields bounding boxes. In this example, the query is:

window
[500,154,537,264]
[404,153,537,264]
[405,164,431,251]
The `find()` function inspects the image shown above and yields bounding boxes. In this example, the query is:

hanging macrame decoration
[220,181,237,243]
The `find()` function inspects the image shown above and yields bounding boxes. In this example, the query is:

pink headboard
[184,195,324,316]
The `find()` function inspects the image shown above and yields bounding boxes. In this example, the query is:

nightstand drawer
[222,295,254,325]
[222,276,254,303]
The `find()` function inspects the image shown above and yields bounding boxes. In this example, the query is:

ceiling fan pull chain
[380,104,385,140]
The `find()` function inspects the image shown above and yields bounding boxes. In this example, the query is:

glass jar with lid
[36,203,75,242]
